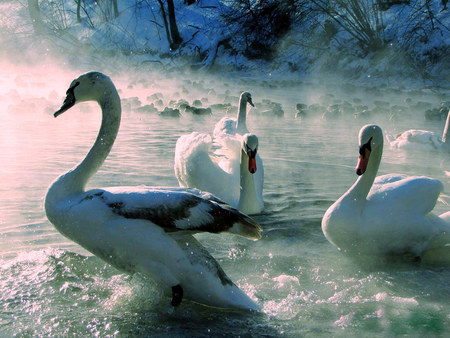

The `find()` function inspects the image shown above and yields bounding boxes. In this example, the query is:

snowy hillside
[0,0,448,87]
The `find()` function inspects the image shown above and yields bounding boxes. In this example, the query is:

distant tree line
[25,0,449,69]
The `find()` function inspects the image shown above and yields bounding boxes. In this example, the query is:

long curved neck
[49,91,121,200]
[237,149,258,212]
[442,110,449,144]
[341,144,382,209]
[236,98,248,134]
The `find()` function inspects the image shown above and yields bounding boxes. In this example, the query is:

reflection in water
[0,65,449,336]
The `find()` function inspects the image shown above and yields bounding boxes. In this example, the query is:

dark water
[0,65,449,336]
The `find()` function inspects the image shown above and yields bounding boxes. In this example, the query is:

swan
[322,124,450,259]
[386,109,450,152]
[174,131,264,215]
[213,92,254,139]
[45,72,262,310]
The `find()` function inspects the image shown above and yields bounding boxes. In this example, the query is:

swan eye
[359,137,372,158]
[245,144,257,158]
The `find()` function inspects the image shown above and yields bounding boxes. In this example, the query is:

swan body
[45,72,261,310]
[386,110,450,152]
[174,132,264,215]
[322,124,450,258]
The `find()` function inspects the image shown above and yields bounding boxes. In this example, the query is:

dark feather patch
[109,196,200,230]
[80,188,258,237]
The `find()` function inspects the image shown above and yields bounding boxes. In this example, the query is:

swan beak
[248,154,257,174]
[356,148,370,175]
[54,92,76,117]
[248,98,255,107]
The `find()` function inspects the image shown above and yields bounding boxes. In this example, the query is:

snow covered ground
[0,1,448,88]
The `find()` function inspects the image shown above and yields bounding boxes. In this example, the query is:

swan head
[54,72,114,117]
[240,92,255,107]
[356,124,383,176]
[242,133,258,174]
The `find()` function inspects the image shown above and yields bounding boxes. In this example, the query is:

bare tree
[167,0,183,48]
[27,0,45,34]
[311,0,385,53]
[77,0,119,23]
[156,0,183,50]
[113,0,119,18]
[76,0,84,23]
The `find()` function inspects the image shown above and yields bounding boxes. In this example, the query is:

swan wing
[389,129,442,150]
[83,187,261,240]
[400,129,439,143]
[368,174,444,215]
[213,117,237,139]
[174,132,239,205]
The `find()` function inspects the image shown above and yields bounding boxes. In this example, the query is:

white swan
[322,124,450,259]
[45,72,261,310]
[386,109,450,152]
[174,132,264,215]
[213,91,254,140]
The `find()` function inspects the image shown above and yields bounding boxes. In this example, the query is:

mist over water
[1,60,449,336]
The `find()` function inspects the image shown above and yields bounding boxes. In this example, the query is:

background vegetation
[1,1,449,85]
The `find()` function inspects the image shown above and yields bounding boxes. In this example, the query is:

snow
[0,0,448,88]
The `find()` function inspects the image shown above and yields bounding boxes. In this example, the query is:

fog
[1,1,450,336]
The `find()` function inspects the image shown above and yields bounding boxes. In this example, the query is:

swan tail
[228,219,262,240]
[222,203,262,240]
[194,191,262,240]
[211,197,261,240]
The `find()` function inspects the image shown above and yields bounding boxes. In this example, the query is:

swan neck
[442,110,450,144]
[236,99,248,134]
[346,144,382,204]
[50,90,121,199]
[237,150,257,210]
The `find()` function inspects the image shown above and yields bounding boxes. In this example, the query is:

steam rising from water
[0,59,449,336]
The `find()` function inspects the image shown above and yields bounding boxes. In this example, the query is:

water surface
[1,65,449,336]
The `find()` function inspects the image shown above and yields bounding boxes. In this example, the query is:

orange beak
[356,148,370,175]
[248,155,257,174]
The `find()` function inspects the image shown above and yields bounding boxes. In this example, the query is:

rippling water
[1,65,449,336]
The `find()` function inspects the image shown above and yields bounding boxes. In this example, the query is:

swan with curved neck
[174,132,264,215]
[45,72,261,310]
[213,92,254,139]
[386,110,450,153]
[322,124,450,259]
